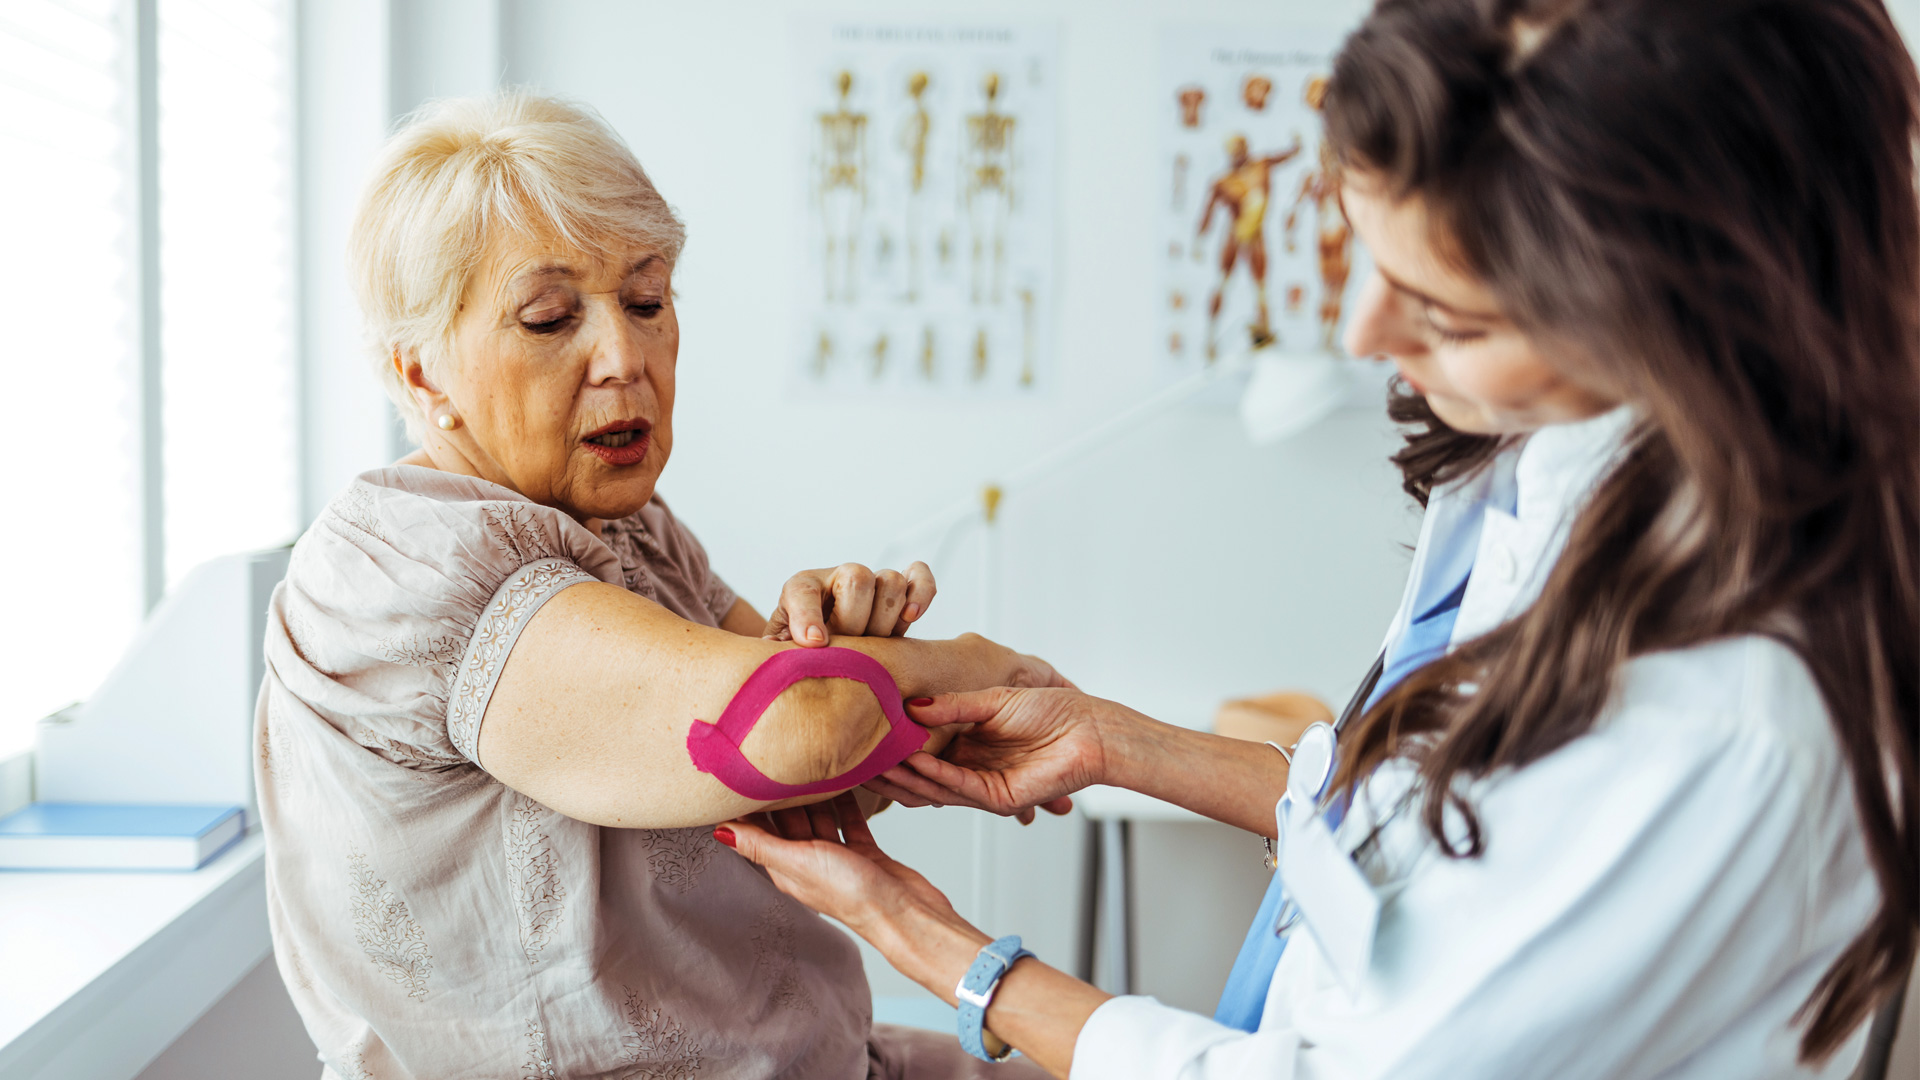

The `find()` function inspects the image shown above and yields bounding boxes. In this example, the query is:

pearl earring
[437,412,460,431]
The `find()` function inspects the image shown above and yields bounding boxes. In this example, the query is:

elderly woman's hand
[764,561,937,646]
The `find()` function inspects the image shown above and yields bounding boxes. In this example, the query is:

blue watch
[955,935,1034,1062]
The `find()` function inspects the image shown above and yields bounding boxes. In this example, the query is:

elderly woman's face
[435,231,677,521]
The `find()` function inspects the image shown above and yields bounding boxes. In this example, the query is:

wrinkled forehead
[469,224,670,302]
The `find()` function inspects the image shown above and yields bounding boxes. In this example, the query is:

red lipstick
[582,419,652,467]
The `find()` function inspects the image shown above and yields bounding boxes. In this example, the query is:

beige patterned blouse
[256,466,872,1080]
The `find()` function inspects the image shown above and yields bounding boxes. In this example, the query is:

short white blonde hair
[348,89,685,438]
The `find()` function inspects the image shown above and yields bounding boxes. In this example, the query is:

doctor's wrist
[1090,702,1170,794]
[872,899,993,1001]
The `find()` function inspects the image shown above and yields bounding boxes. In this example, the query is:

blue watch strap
[955,935,1034,1062]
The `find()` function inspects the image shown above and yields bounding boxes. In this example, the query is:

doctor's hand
[763,561,936,646]
[863,687,1116,820]
[722,794,981,947]
[726,793,1111,1080]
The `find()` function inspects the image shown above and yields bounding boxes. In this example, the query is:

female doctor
[722,0,1918,1076]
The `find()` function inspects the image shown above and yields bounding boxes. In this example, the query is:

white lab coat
[1069,408,1879,1079]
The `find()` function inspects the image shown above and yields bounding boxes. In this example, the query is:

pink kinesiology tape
[686,647,926,800]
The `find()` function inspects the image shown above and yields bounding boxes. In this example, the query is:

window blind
[0,0,146,755]
[0,0,300,755]
[159,0,298,586]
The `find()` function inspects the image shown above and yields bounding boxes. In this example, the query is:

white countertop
[0,829,271,1080]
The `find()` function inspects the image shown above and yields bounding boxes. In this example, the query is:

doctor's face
[1340,174,1617,435]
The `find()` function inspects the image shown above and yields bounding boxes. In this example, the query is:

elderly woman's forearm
[813,631,1010,698]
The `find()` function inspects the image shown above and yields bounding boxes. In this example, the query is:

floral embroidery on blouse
[750,901,818,1015]
[259,696,284,788]
[635,828,717,893]
[347,720,465,771]
[284,607,338,678]
[522,1017,559,1080]
[506,794,567,964]
[620,989,704,1080]
[280,933,315,993]
[346,849,433,1001]
[334,484,389,544]
[374,630,464,685]
[599,516,667,601]
[447,557,596,761]
[485,503,559,565]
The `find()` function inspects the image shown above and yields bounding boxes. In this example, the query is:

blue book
[0,803,245,871]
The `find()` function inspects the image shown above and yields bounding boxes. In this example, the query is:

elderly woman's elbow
[743,678,895,787]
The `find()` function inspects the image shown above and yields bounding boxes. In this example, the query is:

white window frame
[0,0,309,815]
[0,0,501,816]
[132,0,166,614]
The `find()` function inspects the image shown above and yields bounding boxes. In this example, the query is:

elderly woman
[257,91,1059,1080]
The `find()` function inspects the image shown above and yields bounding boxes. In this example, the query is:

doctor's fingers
[884,756,1022,816]
[865,770,1045,825]
[906,687,1026,729]
[719,820,877,912]
[861,774,942,809]
[998,796,1072,826]
[805,799,842,842]
[904,751,1083,819]
[830,792,886,850]
[767,806,818,841]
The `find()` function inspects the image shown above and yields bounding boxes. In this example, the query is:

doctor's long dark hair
[1324,0,1918,1062]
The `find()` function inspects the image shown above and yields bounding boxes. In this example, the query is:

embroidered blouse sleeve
[281,474,614,769]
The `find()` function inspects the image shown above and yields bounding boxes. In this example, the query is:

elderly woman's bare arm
[476,581,1050,828]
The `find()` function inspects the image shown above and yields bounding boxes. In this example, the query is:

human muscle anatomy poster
[1160,28,1368,376]
[793,22,1058,395]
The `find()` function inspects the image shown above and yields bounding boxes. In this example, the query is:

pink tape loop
[687,647,925,801]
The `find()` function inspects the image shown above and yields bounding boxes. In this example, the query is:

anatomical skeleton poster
[793,22,1058,396]
[1160,27,1369,375]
